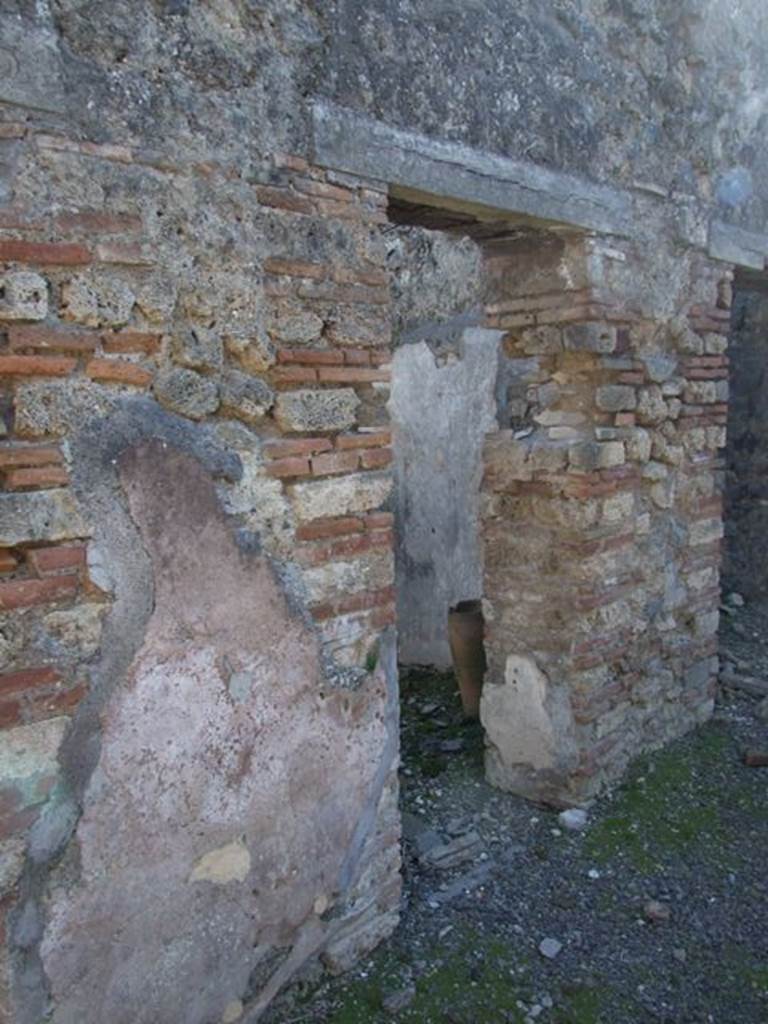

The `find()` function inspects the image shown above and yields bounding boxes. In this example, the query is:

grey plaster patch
[390,328,500,666]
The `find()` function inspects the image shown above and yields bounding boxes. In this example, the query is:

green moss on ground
[583,722,763,871]
[323,933,645,1024]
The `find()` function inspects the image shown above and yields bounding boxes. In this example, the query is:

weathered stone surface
[43,604,104,656]
[219,370,274,424]
[37,442,398,1024]
[60,274,135,328]
[154,367,220,420]
[275,388,360,433]
[683,379,718,404]
[0,718,68,820]
[564,323,616,353]
[636,385,668,425]
[0,271,48,321]
[172,326,224,372]
[224,333,276,373]
[481,655,578,802]
[595,385,636,412]
[569,440,625,471]
[13,379,122,437]
[302,550,394,604]
[668,318,703,355]
[0,490,88,546]
[642,353,677,383]
[289,472,392,521]
[391,329,499,666]
[267,309,324,345]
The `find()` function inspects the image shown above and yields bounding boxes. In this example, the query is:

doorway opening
[386,209,498,787]
[723,268,768,600]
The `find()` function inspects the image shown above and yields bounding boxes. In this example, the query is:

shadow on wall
[724,270,768,597]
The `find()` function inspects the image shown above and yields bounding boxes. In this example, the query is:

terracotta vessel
[447,599,487,719]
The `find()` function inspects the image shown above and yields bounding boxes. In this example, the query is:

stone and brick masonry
[0,1,764,1021]
[479,232,730,805]
[0,132,401,1023]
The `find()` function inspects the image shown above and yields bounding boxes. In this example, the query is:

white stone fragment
[558,808,588,831]
[538,937,562,959]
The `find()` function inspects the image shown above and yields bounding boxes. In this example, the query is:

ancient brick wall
[0,127,401,1023]
[0,1,759,1020]
[479,232,730,805]
[723,274,768,597]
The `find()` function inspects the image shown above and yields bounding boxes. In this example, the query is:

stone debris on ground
[557,808,588,831]
[643,899,672,923]
[382,984,416,1014]
[419,830,484,870]
[538,938,563,960]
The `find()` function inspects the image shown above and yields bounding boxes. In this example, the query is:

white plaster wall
[390,327,500,667]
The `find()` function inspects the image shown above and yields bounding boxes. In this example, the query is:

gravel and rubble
[264,599,768,1024]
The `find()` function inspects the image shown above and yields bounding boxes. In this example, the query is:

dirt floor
[264,601,768,1024]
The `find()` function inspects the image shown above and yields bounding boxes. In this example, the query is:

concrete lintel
[312,101,634,237]
[708,221,768,270]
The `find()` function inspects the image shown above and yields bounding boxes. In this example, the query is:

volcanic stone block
[154,368,220,420]
[0,272,48,321]
[219,370,274,423]
[275,388,360,433]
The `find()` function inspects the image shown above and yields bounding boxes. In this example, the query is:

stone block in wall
[0,717,68,839]
[224,333,276,373]
[683,379,719,404]
[0,490,87,547]
[0,272,48,322]
[595,385,636,412]
[13,380,126,438]
[641,353,678,383]
[668,318,704,355]
[636,386,669,425]
[153,368,220,420]
[289,473,392,521]
[568,440,625,470]
[267,306,325,345]
[275,388,360,433]
[60,275,135,329]
[563,322,616,353]
[171,326,223,372]
[219,370,274,424]
[302,550,393,605]
[42,604,105,657]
